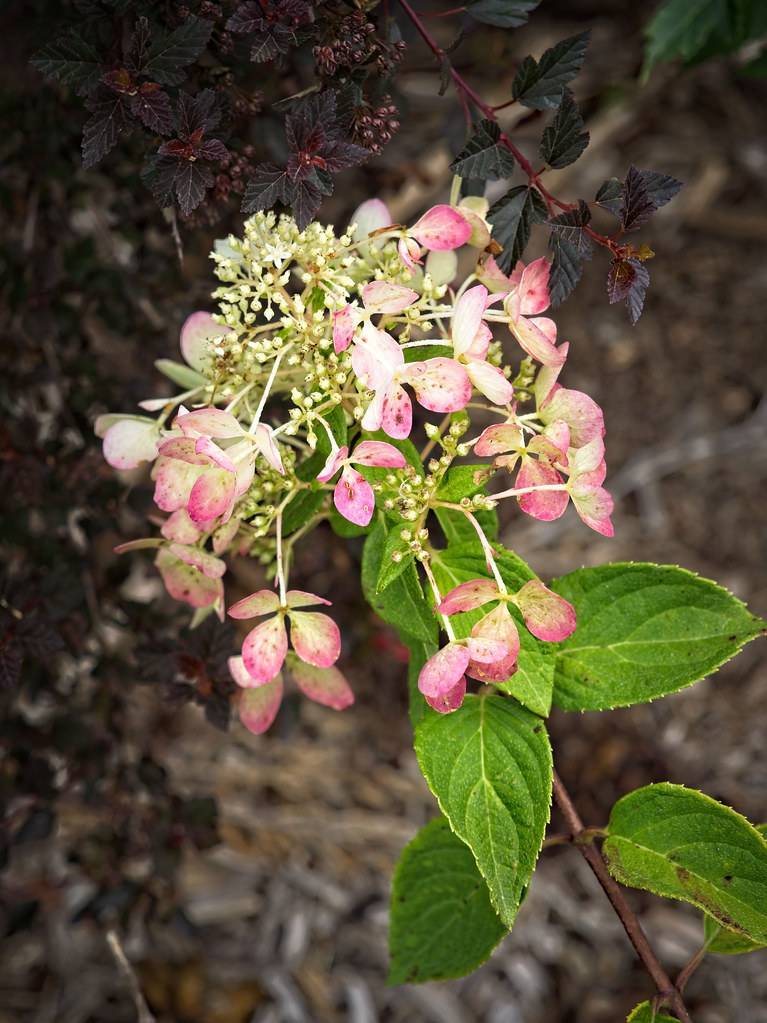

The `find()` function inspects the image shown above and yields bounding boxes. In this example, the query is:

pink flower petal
[509,313,564,366]
[286,590,332,609]
[570,436,605,475]
[194,436,238,473]
[362,281,419,315]
[542,420,570,457]
[474,423,523,458]
[253,423,284,474]
[333,306,358,353]
[360,389,385,433]
[155,548,223,609]
[175,408,243,439]
[424,674,467,714]
[168,543,226,579]
[465,637,510,663]
[161,509,201,544]
[438,579,501,615]
[418,643,471,700]
[187,468,236,525]
[540,387,605,448]
[406,357,472,413]
[466,605,520,683]
[517,258,551,316]
[157,437,210,465]
[289,611,341,668]
[571,482,615,537]
[411,205,472,251]
[398,235,422,271]
[334,466,376,526]
[351,440,406,469]
[212,515,241,554]
[238,674,284,733]
[513,579,577,642]
[228,589,281,619]
[477,254,513,293]
[153,457,205,512]
[242,615,288,683]
[467,360,514,405]
[534,343,570,406]
[516,460,568,522]
[180,312,227,372]
[381,384,413,439]
[103,419,159,470]
[317,445,349,483]
[527,434,567,466]
[290,660,354,710]
[452,285,488,358]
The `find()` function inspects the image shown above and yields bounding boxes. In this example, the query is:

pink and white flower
[566,437,614,536]
[96,415,160,470]
[398,205,472,272]
[318,440,406,526]
[449,285,513,406]
[502,258,565,367]
[417,632,513,714]
[333,281,419,353]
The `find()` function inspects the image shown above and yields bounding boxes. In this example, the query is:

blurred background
[2,1,766,1020]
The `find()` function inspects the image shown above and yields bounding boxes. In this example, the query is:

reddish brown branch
[396,0,619,253]
[552,772,693,1023]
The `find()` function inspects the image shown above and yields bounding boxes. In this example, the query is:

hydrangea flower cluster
[98,190,613,732]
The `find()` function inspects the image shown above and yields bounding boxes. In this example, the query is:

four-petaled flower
[494,257,565,367]
[333,281,418,354]
[448,284,514,406]
[317,439,407,526]
[398,204,472,271]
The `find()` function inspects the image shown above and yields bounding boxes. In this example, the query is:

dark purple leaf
[242,163,290,212]
[31,30,105,96]
[548,200,593,257]
[511,31,590,110]
[621,165,657,232]
[143,16,213,86]
[594,177,623,216]
[226,2,266,34]
[82,94,131,168]
[607,257,650,323]
[174,161,214,215]
[197,138,229,162]
[548,234,583,306]
[128,16,152,72]
[129,86,174,135]
[540,90,589,169]
[637,169,683,209]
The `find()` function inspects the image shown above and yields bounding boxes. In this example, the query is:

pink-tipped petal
[398,235,422,271]
[175,408,243,439]
[161,509,201,544]
[155,548,222,609]
[509,314,564,367]
[477,254,513,293]
[381,384,413,439]
[212,515,241,555]
[465,637,510,663]
[423,674,467,713]
[194,436,238,473]
[239,674,284,733]
[571,482,615,537]
[542,419,571,457]
[467,360,514,405]
[527,434,567,466]
[242,615,288,683]
[290,660,354,710]
[153,458,205,512]
[360,389,385,433]
[180,312,227,372]
[103,419,159,470]
[406,357,472,413]
[317,444,348,483]
[351,440,407,469]
[438,578,501,615]
[516,460,569,522]
[253,423,285,474]
[333,306,358,353]
[362,281,418,314]
[411,205,472,251]
[157,437,211,465]
[466,604,520,682]
[452,285,488,358]
[517,258,551,316]
[418,642,471,701]
[474,423,523,458]
[533,343,570,406]
[168,543,226,580]
[228,589,281,620]
[334,466,376,526]
[540,387,605,448]
[570,436,606,476]
[513,579,577,642]
[286,590,332,609]
[289,611,341,668]
[187,468,236,526]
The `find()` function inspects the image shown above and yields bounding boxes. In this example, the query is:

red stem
[396,0,619,253]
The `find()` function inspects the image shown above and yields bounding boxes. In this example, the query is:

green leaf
[416,694,552,927]
[643,0,726,73]
[431,544,555,717]
[435,464,492,503]
[450,120,516,181]
[144,16,214,86]
[540,90,589,169]
[626,1003,679,1023]
[435,505,499,547]
[281,488,326,536]
[154,359,206,389]
[466,0,540,29]
[328,505,370,538]
[511,31,590,110]
[405,638,437,729]
[488,186,548,273]
[388,816,506,984]
[703,823,767,954]
[362,521,437,644]
[403,343,453,364]
[604,783,767,944]
[377,526,415,593]
[551,563,766,712]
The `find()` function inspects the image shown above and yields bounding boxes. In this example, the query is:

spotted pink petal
[411,205,472,251]
[157,437,210,465]
[168,543,226,580]
[351,440,407,469]
[180,312,227,372]
[242,615,288,683]
[360,389,385,433]
[540,387,605,448]
[212,515,241,554]
[228,589,281,619]
[155,548,223,609]
[406,357,472,413]
[513,579,577,642]
[477,254,513,293]
[465,636,510,663]
[509,313,564,366]
[398,235,422,271]
[516,460,569,522]
[176,408,243,439]
[153,457,205,512]
[418,642,471,702]
[161,508,201,544]
[570,436,605,476]
[474,423,523,458]
[527,434,567,466]
[289,611,341,668]
[571,480,615,537]
[333,306,358,353]
[290,660,354,710]
[438,578,501,615]
[352,323,403,389]
[286,590,332,609]
[317,444,349,483]
[381,384,413,439]
[452,285,488,359]
[542,420,571,457]
[194,436,238,473]
[334,465,376,526]
[238,674,284,733]
[424,674,467,714]
[351,198,393,240]
[102,419,159,470]
[466,604,520,683]
[534,342,570,406]
[362,281,419,314]
[467,360,514,405]
[229,655,260,689]
[517,258,551,317]
[187,468,236,525]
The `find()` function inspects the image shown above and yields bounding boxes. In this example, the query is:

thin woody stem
[552,772,693,1023]
[396,0,619,254]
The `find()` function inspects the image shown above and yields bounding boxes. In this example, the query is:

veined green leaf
[703,824,767,955]
[626,1002,679,1023]
[362,520,437,644]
